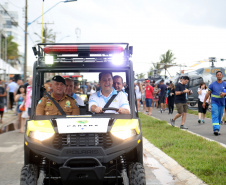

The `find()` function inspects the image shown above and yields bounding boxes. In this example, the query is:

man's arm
[175,89,190,95]
[118,107,130,114]
[36,98,46,115]
[90,105,103,113]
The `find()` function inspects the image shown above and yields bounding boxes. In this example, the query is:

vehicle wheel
[128,163,146,185]
[20,164,38,185]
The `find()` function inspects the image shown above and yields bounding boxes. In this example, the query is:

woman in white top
[197,82,209,123]
[135,82,142,111]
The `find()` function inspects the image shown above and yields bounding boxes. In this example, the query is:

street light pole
[24,0,28,82]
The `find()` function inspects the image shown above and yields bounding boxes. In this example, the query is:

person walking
[145,79,154,116]
[7,78,17,110]
[167,83,175,114]
[203,71,226,136]
[152,84,160,109]
[170,76,192,129]
[0,79,6,123]
[14,85,26,129]
[135,82,142,111]
[159,80,167,113]
[197,82,209,124]
[141,82,147,112]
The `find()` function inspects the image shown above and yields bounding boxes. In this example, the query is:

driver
[89,72,130,114]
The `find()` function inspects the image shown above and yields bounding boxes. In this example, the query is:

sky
[2,0,226,78]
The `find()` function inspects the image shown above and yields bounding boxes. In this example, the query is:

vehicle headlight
[29,131,54,141]
[111,129,136,140]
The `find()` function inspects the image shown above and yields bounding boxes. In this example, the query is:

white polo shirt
[89,88,130,114]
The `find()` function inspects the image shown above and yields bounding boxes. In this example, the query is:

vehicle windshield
[33,71,134,119]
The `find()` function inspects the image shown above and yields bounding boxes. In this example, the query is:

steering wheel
[102,107,119,112]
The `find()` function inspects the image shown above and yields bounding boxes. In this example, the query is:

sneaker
[214,130,219,136]
[170,119,175,127]
[180,125,188,129]
[202,120,205,124]
[160,109,162,113]
[224,121,226,125]
[198,119,201,124]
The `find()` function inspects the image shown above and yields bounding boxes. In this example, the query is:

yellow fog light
[111,129,136,140]
[29,131,54,141]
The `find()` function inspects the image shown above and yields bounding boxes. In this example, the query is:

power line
[7,0,23,9]
[0,3,24,32]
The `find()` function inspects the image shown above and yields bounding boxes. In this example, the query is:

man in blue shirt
[203,71,226,136]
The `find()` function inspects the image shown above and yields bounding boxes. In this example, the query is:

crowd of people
[0,77,32,133]
[1,70,226,137]
[134,79,175,116]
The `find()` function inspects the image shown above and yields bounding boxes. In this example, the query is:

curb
[143,137,207,185]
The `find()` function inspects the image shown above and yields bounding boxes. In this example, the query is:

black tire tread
[128,162,146,185]
[20,164,38,185]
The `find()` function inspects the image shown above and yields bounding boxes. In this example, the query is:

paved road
[0,113,184,185]
[149,108,226,146]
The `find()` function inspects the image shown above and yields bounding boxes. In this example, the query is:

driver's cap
[52,75,66,85]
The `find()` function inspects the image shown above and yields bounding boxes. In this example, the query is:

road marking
[0,145,23,153]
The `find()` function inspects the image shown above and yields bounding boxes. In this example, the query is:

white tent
[0,58,22,74]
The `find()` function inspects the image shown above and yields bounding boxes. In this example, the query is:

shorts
[145,98,153,107]
[159,96,166,104]
[0,107,4,113]
[176,103,187,114]
[198,100,208,114]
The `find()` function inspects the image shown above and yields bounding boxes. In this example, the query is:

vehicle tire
[20,164,38,185]
[128,163,146,185]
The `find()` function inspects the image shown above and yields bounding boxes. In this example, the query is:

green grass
[140,113,226,185]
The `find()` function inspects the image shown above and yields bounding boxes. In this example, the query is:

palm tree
[6,35,20,65]
[136,73,146,79]
[159,50,176,77]
[148,62,161,76]
[34,25,56,43]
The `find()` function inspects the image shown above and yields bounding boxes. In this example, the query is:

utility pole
[24,0,27,82]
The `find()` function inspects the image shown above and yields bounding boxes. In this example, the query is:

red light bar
[43,45,77,54]
[43,45,124,55]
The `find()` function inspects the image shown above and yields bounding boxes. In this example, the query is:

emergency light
[43,45,124,55]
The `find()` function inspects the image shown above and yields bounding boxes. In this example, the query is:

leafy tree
[136,73,145,79]
[34,25,56,43]
[6,35,20,64]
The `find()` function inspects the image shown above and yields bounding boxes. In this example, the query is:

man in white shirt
[89,72,130,114]
[65,78,85,106]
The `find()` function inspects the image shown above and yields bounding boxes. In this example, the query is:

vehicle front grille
[53,133,112,149]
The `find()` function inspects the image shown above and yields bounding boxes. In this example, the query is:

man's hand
[94,106,103,114]
[202,102,206,109]
[117,108,129,114]
[220,92,226,97]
